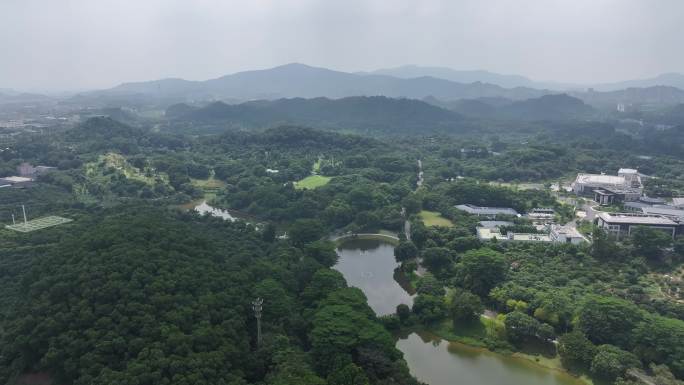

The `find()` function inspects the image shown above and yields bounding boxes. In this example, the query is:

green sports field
[5,216,73,233]
[295,175,331,190]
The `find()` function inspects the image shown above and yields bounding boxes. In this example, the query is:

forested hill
[167,96,467,134]
[0,206,420,385]
[434,94,595,121]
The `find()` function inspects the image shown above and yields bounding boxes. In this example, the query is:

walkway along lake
[334,238,586,385]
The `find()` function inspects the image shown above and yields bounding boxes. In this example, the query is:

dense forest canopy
[1,95,683,385]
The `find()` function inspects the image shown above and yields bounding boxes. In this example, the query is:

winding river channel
[335,238,586,385]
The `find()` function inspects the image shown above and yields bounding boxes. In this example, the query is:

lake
[334,238,414,316]
[334,238,587,385]
[397,332,586,385]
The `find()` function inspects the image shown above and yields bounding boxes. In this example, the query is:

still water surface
[397,332,585,385]
[334,238,586,385]
[334,238,414,315]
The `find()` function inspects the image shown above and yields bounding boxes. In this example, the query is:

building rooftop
[551,225,585,239]
[575,173,626,186]
[641,206,684,221]
[597,212,678,226]
[509,233,551,242]
[0,176,33,183]
[455,204,518,216]
[639,196,666,204]
[624,202,651,210]
[477,221,514,229]
[476,227,505,240]
[618,168,638,174]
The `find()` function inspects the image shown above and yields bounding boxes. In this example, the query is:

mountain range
[97,63,549,103]
[78,63,684,108]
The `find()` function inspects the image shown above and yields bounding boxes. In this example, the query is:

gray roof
[624,202,651,210]
[639,196,666,204]
[597,212,678,226]
[641,206,684,221]
[455,204,519,216]
[672,197,684,208]
[477,221,514,229]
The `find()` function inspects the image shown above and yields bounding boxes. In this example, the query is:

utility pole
[11,213,15,225]
[22,205,27,225]
[252,298,263,347]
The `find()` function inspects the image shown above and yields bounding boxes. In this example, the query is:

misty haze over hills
[71,63,684,109]
[98,63,549,102]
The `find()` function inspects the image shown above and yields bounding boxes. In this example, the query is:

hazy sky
[2,0,683,91]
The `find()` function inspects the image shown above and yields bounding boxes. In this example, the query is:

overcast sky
[1,0,683,91]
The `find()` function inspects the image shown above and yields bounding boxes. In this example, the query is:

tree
[412,294,447,325]
[456,248,506,297]
[301,269,347,306]
[590,344,641,381]
[396,304,411,324]
[394,241,418,263]
[304,241,338,267]
[289,219,325,246]
[633,315,684,378]
[591,226,620,260]
[327,363,369,385]
[262,222,277,242]
[630,226,673,261]
[415,275,445,297]
[557,331,597,369]
[310,289,395,375]
[448,288,484,323]
[422,247,452,273]
[576,295,644,348]
[504,311,541,343]
[401,195,422,215]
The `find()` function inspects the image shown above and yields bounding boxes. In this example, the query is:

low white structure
[550,225,587,245]
[476,227,551,243]
[455,204,519,217]
[672,197,684,209]
[0,176,33,188]
[527,208,555,223]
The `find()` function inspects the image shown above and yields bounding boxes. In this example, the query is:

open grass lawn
[295,175,331,190]
[191,177,226,190]
[419,210,454,227]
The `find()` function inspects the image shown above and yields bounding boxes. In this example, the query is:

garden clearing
[419,210,454,227]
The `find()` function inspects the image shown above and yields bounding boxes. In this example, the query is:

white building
[550,225,587,245]
[672,198,684,209]
[572,168,643,204]
[596,212,679,240]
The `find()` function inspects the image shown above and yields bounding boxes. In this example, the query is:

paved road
[416,159,424,189]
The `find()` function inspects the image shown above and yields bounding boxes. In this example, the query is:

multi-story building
[572,168,643,205]
[596,212,679,240]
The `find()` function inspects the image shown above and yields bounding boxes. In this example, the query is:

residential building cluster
[0,162,55,188]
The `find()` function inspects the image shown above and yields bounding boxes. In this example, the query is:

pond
[334,238,414,316]
[334,238,587,385]
[397,332,586,385]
